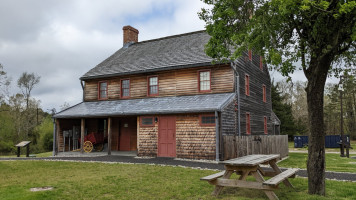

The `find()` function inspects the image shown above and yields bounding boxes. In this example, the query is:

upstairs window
[260,56,263,70]
[264,116,268,134]
[200,114,215,126]
[246,113,251,134]
[98,81,108,100]
[121,79,130,98]
[263,84,266,102]
[148,76,158,96]
[248,50,252,61]
[245,74,250,96]
[199,70,211,92]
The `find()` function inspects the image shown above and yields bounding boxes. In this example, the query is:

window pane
[202,116,215,124]
[121,80,130,97]
[142,117,153,125]
[199,71,210,91]
[100,82,107,90]
[150,85,158,94]
[122,80,129,88]
[200,81,209,90]
[99,82,107,99]
[150,77,157,85]
[200,71,209,81]
[100,90,107,98]
[122,88,129,97]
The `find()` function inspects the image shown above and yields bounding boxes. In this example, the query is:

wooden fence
[223,135,289,160]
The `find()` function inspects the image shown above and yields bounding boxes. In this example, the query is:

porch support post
[52,118,57,156]
[56,119,60,155]
[215,111,220,161]
[80,118,85,154]
[108,117,112,155]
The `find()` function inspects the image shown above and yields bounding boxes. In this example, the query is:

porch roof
[54,93,235,119]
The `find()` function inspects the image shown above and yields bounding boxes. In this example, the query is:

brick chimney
[123,25,139,46]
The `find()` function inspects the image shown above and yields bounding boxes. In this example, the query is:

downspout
[80,80,85,101]
[52,118,57,156]
[215,111,220,161]
[230,62,241,136]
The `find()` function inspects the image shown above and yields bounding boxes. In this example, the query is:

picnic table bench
[201,154,299,200]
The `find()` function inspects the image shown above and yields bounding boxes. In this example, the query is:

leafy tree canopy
[199,0,356,77]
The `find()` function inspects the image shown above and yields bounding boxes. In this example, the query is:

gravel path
[1,155,356,182]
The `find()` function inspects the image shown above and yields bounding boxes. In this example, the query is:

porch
[53,93,236,159]
[54,116,138,156]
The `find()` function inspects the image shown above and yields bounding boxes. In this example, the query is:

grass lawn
[0,152,52,158]
[279,152,356,173]
[0,160,355,200]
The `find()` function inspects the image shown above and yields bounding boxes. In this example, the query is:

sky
[0,0,311,112]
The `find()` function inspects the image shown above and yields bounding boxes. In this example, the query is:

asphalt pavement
[1,155,356,182]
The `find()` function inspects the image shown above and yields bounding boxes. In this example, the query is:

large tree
[199,0,356,195]
[17,72,40,110]
[0,63,11,102]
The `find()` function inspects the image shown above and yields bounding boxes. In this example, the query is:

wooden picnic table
[201,154,299,200]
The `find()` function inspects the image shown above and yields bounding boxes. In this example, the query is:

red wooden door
[158,116,176,157]
[119,118,136,151]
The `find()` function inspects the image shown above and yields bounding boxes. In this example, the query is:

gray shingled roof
[54,93,235,118]
[81,31,214,80]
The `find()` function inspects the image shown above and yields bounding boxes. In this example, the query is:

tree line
[0,64,53,155]
[273,71,356,140]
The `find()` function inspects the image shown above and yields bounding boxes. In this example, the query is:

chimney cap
[123,25,139,34]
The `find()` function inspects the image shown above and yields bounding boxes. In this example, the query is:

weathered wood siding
[235,51,273,135]
[84,65,234,101]
[223,135,288,160]
[137,120,158,157]
[176,114,216,160]
[221,100,237,136]
[137,114,216,160]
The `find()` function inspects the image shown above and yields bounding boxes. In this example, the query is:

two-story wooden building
[53,26,279,160]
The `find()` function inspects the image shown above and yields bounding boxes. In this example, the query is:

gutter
[215,111,220,161]
[80,80,85,101]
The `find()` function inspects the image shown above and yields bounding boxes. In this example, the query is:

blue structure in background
[294,135,350,148]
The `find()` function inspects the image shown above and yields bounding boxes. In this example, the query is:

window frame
[120,78,130,99]
[248,50,252,61]
[263,84,266,103]
[245,74,250,96]
[147,76,159,96]
[198,70,211,92]
[98,81,108,100]
[246,112,251,135]
[140,116,155,127]
[199,114,216,126]
[264,116,268,134]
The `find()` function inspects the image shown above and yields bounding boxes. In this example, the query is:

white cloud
[0,0,212,111]
[0,0,318,113]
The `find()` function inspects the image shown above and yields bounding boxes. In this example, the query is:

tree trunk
[305,57,330,195]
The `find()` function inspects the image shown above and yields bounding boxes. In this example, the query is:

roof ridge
[133,30,206,45]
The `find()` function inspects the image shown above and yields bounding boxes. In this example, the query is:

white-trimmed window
[199,70,211,92]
